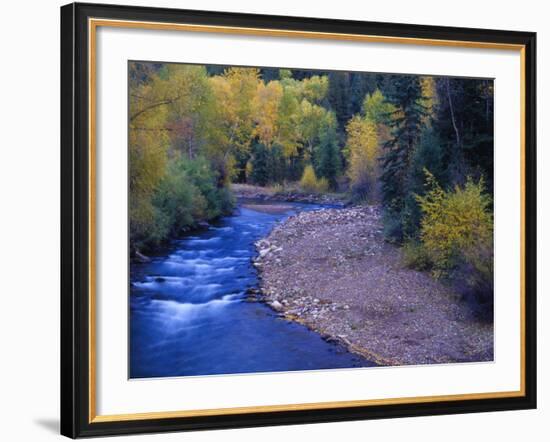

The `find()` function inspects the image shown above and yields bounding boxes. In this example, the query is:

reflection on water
[130,203,373,378]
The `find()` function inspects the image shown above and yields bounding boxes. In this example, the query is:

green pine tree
[380,75,427,241]
[315,118,341,189]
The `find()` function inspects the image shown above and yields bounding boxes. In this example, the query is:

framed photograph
[60,2,536,438]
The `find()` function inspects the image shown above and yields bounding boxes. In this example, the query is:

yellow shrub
[416,170,493,285]
[299,165,329,193]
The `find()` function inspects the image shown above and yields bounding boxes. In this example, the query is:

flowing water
[130,202,373,378]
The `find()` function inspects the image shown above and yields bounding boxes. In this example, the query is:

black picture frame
[61,2,537,438]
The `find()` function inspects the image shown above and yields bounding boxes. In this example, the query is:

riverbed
[130,201,374,378]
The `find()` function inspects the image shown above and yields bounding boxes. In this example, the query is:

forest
[129,62,494,304]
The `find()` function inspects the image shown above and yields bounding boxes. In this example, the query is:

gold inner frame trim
[88,17,527,424]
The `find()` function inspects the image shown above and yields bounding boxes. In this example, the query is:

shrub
[180,156,229,219]
[402,240,432,271]
[216,186,235,215]
[153,163,197,236]
[415,169,493,294]
[130,195,170,251]
[133,156,235,251]
[299,164,329,193]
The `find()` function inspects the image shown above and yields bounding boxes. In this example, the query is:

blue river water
[130,202,373,378]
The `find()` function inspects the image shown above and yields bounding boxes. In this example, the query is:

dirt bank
[232,183,348,205]
[253,206,494,366]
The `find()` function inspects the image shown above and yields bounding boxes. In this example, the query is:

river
[130,201,374,378]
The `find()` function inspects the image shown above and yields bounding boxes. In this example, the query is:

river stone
[256,239,270,249]
[258,247,272,258]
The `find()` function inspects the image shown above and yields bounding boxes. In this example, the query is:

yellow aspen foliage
[276,87,301,157]
[363,90,394,125]
[416,170,493,285]
[129,68,177,243]
[129,128,169,242]
[345,115,379,200]
[300,75,329,104]
[298,99,333,160]
[208,68,260,181]
[253,80,283,147]
[343,90,395,202]
[209,67,260,154]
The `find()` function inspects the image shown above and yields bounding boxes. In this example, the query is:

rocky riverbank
[253,206,494,366]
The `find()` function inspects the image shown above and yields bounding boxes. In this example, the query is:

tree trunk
[445,78,465,183]
[445,78,460,149]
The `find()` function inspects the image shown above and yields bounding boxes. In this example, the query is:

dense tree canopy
[129,61,494,301]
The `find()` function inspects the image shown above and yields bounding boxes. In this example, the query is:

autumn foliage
[129,62,495,310]
[345,116,378,201]
[299,165,329,194]
[415,170,493,295]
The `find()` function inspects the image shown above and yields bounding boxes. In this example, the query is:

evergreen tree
[349,73,377,116]
[380,75,427,241]
[250,141,270,186]
[327,72,352,131]
[205,65,227,76]
[434,78,494,190]
[249,141,288,186]
[268,144,287,183]
[402,126,446,238]
[375,73,399,99]
[260,67,280,83]
[290,69,321,81]
[315,118,341,189]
